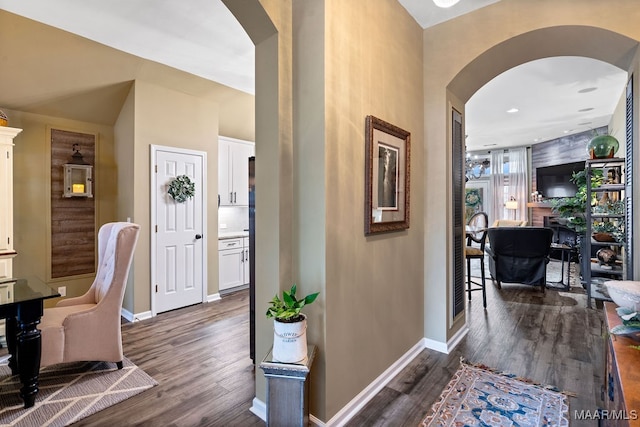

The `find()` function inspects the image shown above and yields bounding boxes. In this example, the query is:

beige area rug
[0,357,157,426]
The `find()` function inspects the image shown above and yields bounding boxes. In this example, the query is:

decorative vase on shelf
[596,248,617,267]
[587,134,619,159]
[0,110,8,127]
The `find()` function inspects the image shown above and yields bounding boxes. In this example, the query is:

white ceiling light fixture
[433,0,461,8]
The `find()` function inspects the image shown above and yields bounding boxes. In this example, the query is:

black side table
[547,243,576,291]
[260,345,316,426]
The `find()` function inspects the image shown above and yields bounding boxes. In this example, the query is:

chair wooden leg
[466,257,472,300]
[480,257,487,309]
[116,361,123,369]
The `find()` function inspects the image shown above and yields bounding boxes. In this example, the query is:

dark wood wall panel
[529,127,604,226]
[51,129,96,278]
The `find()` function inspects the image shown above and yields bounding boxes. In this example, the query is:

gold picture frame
[364,115,410,235]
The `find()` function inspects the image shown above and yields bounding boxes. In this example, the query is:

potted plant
[551,169,603,232]
[266,284,319,363]
[592,220,625,243]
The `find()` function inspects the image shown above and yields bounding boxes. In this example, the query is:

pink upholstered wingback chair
[39,222,140,368]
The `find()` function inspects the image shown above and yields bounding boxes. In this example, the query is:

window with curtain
[490,148,528,223]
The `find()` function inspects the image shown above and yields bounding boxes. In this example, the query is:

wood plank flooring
[74,276,603,426]
[75,290,263,427]
[346,280,605,427]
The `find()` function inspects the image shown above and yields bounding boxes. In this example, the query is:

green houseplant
[551,168,603,234]
[266,284,319,322]
[267,284,319,363]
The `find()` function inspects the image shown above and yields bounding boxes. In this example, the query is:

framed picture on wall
[364,115,411,235]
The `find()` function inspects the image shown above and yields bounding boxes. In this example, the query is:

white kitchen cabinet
[243,237,249,285]
[218,136,254,206]
[0,127,22,279]
[218,237,250,292]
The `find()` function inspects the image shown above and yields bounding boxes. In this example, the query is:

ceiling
[0,0,629,151]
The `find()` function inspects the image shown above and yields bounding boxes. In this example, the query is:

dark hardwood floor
[76,290,264,427]
[75,266,603,426]
[347,272,604,427]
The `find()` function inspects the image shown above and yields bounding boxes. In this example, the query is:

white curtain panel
[490,150,505,224]
[508,147,529,222]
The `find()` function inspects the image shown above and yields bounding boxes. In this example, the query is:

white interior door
[153,146,206,314]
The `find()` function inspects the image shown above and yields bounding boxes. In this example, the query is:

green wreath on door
[168,175,195,203]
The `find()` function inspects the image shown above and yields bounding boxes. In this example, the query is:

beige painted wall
[423,0,640,345]
[127,80,220,314]
[8,109,117,306]
[247,0,424,421]
[114,87,137,311]
[322,0,425,420]
[0,11,254,313]
[5,0,640,424]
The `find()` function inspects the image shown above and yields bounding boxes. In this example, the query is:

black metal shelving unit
[584,157,627,308]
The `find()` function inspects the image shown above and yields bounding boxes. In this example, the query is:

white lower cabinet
[218,237,250,292]
[243,237,249,285]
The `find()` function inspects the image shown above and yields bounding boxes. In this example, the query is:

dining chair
[39,222,140,368]
[465,212,489,308]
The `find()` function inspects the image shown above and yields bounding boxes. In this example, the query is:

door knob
[195,234,202,239]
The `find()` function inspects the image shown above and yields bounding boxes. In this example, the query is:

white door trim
[150,144,208,317]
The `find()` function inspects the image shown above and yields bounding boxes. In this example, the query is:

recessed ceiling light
[579,107,594,112]
[483,144,497,147]
[578,121,592,126]
[563,130,574,134]
[506,108,519,113]
[578,87,598,93]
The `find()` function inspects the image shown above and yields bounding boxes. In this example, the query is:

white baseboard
[446,326,468,353]
[310,414,324,426]
[324,339,425,426]
[424,337,449,353]
[207,293,222,303]
[122,296,221,323]
[120,308,152,323]
[250,397,266,422]
[424,326,468,354]
[253,335,461,426]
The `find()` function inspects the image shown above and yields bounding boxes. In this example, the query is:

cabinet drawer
[218,238,243,250]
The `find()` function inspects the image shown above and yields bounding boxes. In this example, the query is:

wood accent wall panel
[51,129,96,278]
[529,128,603,226]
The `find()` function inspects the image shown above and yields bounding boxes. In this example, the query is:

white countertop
[218,231,249,239]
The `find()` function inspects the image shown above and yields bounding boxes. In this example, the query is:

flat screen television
[536,161,584,198]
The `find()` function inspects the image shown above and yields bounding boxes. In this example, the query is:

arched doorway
[447,25,639,326]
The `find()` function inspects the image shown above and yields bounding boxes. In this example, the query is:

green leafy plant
[593,220,625,243]
[266,284,319,322]
[168,174,195,203]
[551,169,604,234]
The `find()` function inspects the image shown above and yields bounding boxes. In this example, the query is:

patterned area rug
[0,357,157,426]
[421,361,569,427]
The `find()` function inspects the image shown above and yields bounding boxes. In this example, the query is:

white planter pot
[273,315,307,363]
